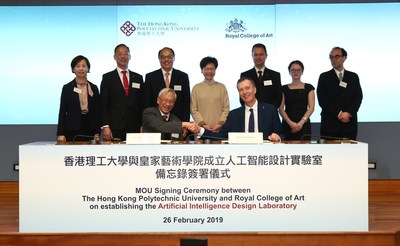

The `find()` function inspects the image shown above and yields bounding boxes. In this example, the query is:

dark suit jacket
[317,69,363,140]
[203,101,283,140]
[100,69,144,137]
[240,67,282,108]
[144,68,190,121]
[142,107,183,140]
[57,79,100,137]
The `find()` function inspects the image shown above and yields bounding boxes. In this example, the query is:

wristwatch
[302,116,308,121]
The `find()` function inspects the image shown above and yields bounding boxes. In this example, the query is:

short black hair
[158,47,175,59]
[331,46,348,57]
[70,55,90,73]
[114,44,130,55]
[200,56,218,69]
[252,43,267,54]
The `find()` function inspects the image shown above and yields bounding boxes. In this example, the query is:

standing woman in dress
[57,55,100,142]
[279,60,315,140]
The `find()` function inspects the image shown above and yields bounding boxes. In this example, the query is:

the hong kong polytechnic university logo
[225,18,246,33]
[121,21,136,36]
[120,18,250,36]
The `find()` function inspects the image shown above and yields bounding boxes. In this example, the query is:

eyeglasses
[159,97,175,105]
[290,69,302,73]
[160,56,173,60]
[329,55,343,60]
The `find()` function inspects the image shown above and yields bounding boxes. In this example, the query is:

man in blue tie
[197,77,283,141]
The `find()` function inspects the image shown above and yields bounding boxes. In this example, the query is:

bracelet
[302,116,308,121]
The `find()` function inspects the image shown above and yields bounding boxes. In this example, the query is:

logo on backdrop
[225,18,273,40]
[120,20,200,37]
[225,18,246,33]
[120,21,137,36]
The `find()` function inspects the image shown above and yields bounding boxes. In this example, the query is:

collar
[158,109,169,118]
[117,67,128,75]
[245,100,258,112]
[334,68,345,76]
[203,79,217,85]
[162,68,173,75]
[254,67,265,74]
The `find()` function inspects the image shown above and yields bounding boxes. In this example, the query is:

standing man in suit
[142,88,197,140]
[196,77,283,141]
[240,43,282,108]
[317,47,363,140]
[144,47,191,122]
[100,44,144,141]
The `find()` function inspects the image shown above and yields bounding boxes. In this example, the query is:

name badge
[228,132,263,144]
[73,87,82,94]
[174,85,182,91]
[339,81,347,88]
[132,83,141,89]
[171,133,180,139]
[126,133,160,144]
[264,80,273,86]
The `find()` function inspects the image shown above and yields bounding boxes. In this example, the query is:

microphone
[199,133,227,144]
[184,133,227,144]
[184,133,198,141]
[300,134,350,143]
[183,133,212,144]
[72,134,100,144]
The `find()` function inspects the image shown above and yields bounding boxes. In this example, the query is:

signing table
[19,141,368,232]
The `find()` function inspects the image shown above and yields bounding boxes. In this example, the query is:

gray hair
[158,88,177,100]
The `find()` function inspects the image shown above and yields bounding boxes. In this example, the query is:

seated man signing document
[142,88,197,140]
[197,77,283,142]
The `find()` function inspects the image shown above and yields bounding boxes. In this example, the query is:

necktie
[339,72,343,82]
[258,71,263,83]
[122,71,129,96]
[162,115,168,121]
[248,108,255,132]
[165,72,170,88]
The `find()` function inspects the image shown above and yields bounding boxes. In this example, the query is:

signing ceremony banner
[19,141,368,232]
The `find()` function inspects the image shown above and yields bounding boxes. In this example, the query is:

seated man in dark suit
[197,77,283,141]
[142,88,197,140]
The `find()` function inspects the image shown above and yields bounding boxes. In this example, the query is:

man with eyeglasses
[317,46,363,140]
[142,88,197,140]
[144,47,191,122]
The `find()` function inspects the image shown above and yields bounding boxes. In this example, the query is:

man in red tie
[100,44,144,141]
[142,88,197,140]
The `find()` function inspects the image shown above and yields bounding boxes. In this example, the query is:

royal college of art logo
[120,21,137,36]
[225,18,246,33]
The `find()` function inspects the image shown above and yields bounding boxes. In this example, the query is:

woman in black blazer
[57,55,100,142]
